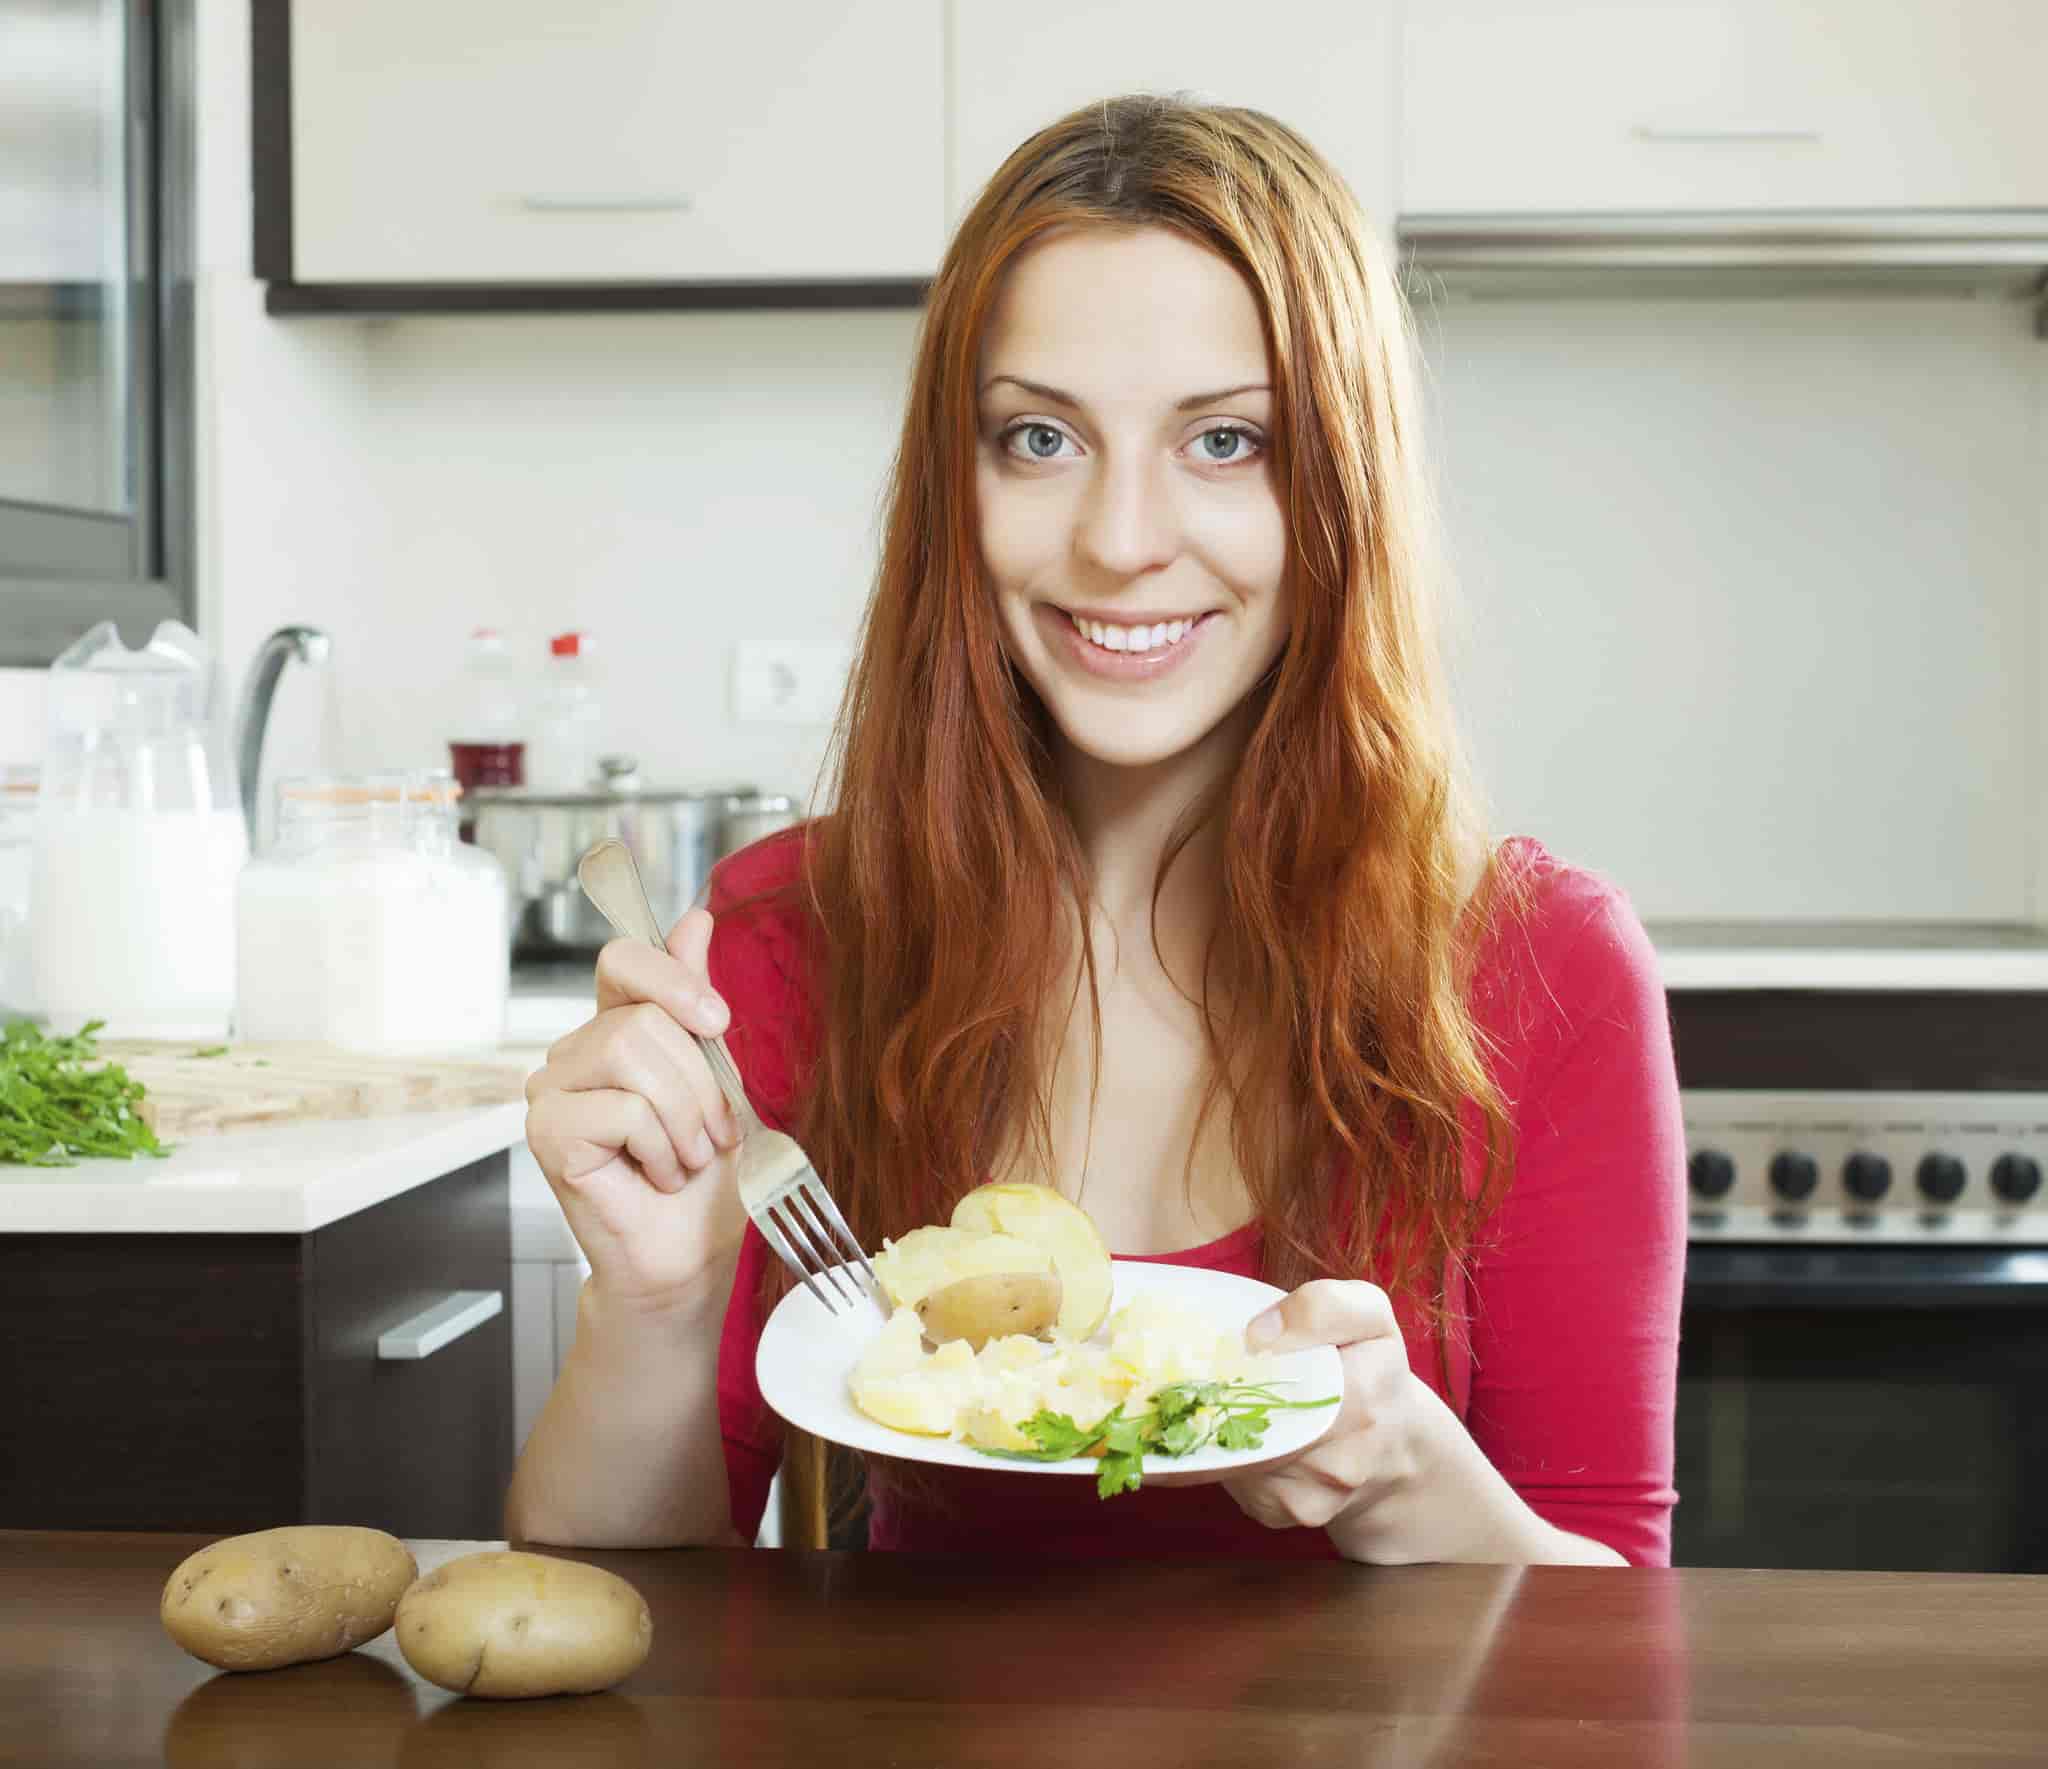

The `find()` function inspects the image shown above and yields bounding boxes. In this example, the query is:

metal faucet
[232,625,330,838]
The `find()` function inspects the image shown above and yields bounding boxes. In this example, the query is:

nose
[1074,449,1177,580]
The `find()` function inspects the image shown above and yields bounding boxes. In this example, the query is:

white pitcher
[31,620,247,1040]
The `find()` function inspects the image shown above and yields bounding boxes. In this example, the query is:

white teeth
[1067,612,1200,655]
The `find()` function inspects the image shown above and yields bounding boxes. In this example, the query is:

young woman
[508,96,1685,1566]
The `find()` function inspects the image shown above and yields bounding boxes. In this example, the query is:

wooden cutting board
[94,1041,530,1137]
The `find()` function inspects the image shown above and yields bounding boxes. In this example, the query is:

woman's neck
[1055,700,1255,959]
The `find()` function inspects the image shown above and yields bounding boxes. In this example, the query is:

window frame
[0,0,195,667]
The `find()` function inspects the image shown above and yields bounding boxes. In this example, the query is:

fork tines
[765,1173,880,1314]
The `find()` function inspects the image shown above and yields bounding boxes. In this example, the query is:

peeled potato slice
[949,1183,1115,1339]
[915,1271,1063,1351]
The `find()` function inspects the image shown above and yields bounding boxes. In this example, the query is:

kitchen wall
[5,0,2044,926]
[185,0,920,818]
[1426,289,2048,922]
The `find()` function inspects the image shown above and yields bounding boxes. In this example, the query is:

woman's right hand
[524,909,750,1310]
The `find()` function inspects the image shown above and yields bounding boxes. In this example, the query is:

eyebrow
[979,374,1271,412]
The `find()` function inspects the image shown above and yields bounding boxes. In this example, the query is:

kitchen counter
[506,954,598,1043]
[0,1099,528,1234]
[0,959,597,1236]
[9,1532,2047,1767]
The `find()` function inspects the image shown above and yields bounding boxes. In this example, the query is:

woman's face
[976,226,1289,774]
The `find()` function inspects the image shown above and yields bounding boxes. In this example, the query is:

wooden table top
[5,1531,2044,1767]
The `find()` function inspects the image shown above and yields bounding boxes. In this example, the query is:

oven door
[1674,1245,2048,1573]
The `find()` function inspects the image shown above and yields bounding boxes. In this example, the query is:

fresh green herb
[188,1045,230,1059]
[978,1378,1338,1498]
[0,1020,170,1167]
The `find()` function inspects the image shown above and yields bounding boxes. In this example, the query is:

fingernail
[686,1130,715,1167]
[1247,1307,1283,1349]
[700,993,730,1034]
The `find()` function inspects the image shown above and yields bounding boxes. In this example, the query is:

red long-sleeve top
[707,831,1686,1565]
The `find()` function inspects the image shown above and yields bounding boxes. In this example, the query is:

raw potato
[159,1525,418,1672]
[950,1182,1115,1339]
[394,1550,652,1699]
[869,1224,1054,1311]
[916,1270,1063,1351]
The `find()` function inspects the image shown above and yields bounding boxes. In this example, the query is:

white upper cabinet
[1402,0,2048,215]
[949,1,1399,233]
[289,1,945,283]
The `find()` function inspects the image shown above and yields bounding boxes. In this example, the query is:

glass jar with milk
[32,621,248,1039]
[236,771,509,1053]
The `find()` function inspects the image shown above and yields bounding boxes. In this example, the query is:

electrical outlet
[732,640,853,725]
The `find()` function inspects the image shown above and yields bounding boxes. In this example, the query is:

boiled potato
[869,1224,1054,1312]
[394,1550,652,1699]
[159,1525,417,1672]
[849,1310,984,1434]
[916,1270,1063,1350]
[950,1182,1115,1339]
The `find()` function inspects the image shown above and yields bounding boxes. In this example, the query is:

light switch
[732,640,853,725]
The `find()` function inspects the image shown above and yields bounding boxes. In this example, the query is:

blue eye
[995,419,1263,466]
[1002,422,1069,461]
[1198,424,1260,463]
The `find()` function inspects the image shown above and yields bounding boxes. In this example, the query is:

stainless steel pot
[718,792,799,856]
[470,757,751,955]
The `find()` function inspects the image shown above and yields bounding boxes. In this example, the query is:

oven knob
[1916,1153,1967,1205]
[1769,1152,1819,1202]
[1842,1152,1892,1202]
[1688,1149,1736,1199]
[1990,1154,2042,1205]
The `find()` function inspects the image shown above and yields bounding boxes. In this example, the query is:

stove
[1683,1088,2048,1245]
[1666,985,2048,1573]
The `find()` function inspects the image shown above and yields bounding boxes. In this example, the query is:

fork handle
[575,837,758,1131]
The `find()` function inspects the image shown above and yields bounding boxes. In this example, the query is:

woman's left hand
[1220,1278,1600,1565]
[1220,1279,1426,1538]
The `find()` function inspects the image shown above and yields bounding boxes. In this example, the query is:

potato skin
[870,1225,1054,1311]
[159,1526,418,1672]
[951,1182,1115,1339]
[394,1550,653,1699]
[915,1271,1063,1350]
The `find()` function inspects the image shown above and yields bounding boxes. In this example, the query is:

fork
[575,836,881,1317]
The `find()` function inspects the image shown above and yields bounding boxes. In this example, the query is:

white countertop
[1651,921,2048,992]
[0,1100,530,1235]
[4,969,600,1239]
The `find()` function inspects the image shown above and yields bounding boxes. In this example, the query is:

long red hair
[759,95,1515,1334]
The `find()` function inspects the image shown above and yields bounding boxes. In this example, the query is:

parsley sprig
[0,1019,170,1166]
[977,1379,1339,1499]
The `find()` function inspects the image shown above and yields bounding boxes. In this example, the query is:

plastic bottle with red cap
[447,627,527,814]
[528,630,606,793]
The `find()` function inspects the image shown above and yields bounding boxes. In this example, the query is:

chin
[1036,690,1229,773]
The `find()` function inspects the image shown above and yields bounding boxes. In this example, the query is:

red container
[448,741,524,841]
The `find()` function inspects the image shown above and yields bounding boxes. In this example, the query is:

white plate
[756,1260,1345,1485]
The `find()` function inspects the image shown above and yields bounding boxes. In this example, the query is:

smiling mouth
[1058,609,1211,656]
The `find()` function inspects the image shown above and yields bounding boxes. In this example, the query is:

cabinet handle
[377,1289,503,1361]
[1633,125,1822,145]
[517,194,694,214]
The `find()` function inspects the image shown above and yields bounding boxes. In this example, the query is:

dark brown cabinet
[0,1153,513,1539]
